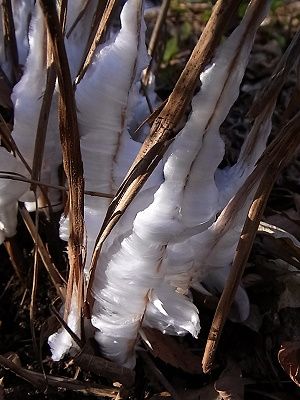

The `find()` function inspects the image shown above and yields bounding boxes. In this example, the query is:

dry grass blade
[50,303,83,348]
[202,111,300,374]
[20,206,66,301]
[0,114,31,173]
[0,67,13,110]
[39,0,85,319]
[59,0,68,33]
[0,354,119,398]
[66,0,90,38]
[1,0,19,83]
[0,171,113,199]
[31,34,56,195]
[86,0,246,301]
[4,237,25,283]
[75,0,118,85]
[30,237,40,360]
[142,0,171,87]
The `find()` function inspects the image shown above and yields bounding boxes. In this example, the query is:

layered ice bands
[10,3,61,211]
[72,0,151,267]
[53,0,154,361]
[90,0,270,368]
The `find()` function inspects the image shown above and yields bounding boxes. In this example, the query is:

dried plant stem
[66,0,90,38]
[87,0,243,302]
[31,33,56,194]
[0,114,31,173]
[142,0,171,87]
[20,206,66,301]
[75,0,117,85]
[0,354,119,398]
[202,111,300,373]
[4,237,25,283]
[39,0,85,319]
[2,0,19,83]
[74,348,135,387]
[0,171,113,199]
[0,66,13,109]
[50,303,83,348]
[30,236,40,360]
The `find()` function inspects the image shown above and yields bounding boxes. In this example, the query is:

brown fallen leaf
[278,342,300,387]
[266,211,300,241]
[149,392,172,399]
[141,328,202,374]
[214,360,244,400]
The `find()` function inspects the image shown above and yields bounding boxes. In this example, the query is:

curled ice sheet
[48,292,81,361]
[144,0,269,338]
[11,3,61,210]
[65,0,153,269]
[89,1,270,368]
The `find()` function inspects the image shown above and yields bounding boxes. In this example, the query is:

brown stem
[202,111,300,373]
[75,0,117,85]
[39,0,85,318]
[2,0,19,83]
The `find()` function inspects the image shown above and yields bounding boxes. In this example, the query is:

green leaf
[163,36,179,63]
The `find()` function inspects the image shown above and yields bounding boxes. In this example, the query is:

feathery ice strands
[0,0,274,370]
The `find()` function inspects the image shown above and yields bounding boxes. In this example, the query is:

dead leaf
[214,360,244,400]
[266,211,300,241]
[278,342,300,387]
[258,221,300,249]
[276,263,300,310]
[141,328,202,374]
[3,352,21,368]
[149,392,172,399]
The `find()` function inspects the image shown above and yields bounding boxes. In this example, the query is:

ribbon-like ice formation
[0,0,272,368]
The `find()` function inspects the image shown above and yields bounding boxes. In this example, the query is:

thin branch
[142,0,171,87]
[20,206,66,301]
[50,303,83,348]
[0,354,119,398]
[2,0,19,83]
[75,0,118,85]
[4,237,25,283]
[0,171,113,198]
[202,111,300,373]
[0,114,32,173]
[31,33,56,194]
[39,0,85,318]
[66,0,90,38]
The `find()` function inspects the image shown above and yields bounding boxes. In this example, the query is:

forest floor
[1,1,300,399]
